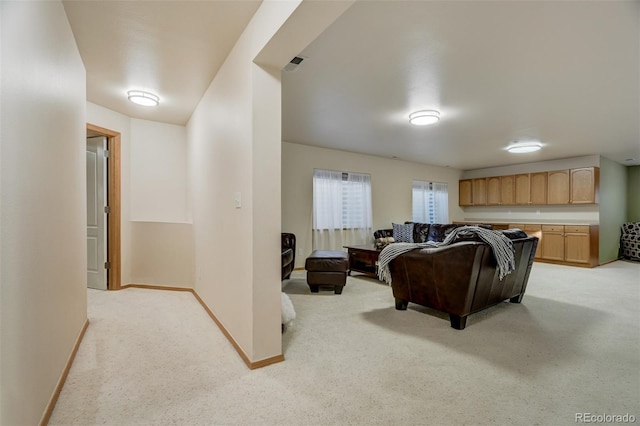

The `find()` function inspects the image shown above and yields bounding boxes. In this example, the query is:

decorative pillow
[392,223,414,243]
[411,222,430,243]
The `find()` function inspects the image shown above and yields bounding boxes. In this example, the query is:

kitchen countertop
[460,219,599,226]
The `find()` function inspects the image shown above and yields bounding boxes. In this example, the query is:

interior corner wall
[628,165,640,221]
[281,142,465,268]
[129,118,194,287]
[598,156,628,263]
[1,2,87,424]
[187,0,304,362]
[87,104,195,288]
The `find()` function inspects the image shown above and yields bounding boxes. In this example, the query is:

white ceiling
[63,0,262,125]
[65,1,639,171]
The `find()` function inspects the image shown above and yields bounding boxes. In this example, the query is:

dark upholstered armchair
[282,233,296,280]
[620,222,640,261]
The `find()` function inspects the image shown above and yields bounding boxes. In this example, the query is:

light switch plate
[234,192,242,208]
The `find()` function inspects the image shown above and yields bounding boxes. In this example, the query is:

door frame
[87,123,122,290]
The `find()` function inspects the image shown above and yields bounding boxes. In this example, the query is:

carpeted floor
[50,260,640,425]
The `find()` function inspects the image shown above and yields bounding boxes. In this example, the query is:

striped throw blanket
[377,226,516,285]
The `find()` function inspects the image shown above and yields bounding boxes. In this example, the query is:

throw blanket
[377,226,516,285]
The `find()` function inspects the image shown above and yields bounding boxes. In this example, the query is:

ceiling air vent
[284,56,306,72]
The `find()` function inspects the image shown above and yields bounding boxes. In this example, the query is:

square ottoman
[305,250,349,294]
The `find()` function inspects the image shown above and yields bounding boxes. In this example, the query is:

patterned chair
[620,222,640,261]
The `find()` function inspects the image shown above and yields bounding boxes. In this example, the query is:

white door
[86,136,108,290]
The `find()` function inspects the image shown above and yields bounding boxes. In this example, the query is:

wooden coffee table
[344,245,382,278]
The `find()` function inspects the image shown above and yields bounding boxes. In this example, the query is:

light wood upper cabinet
[530,172,548,204]
[472,178,487,205]
[547,170,570,204]
[459,179,473,206]
[570,167,598,204]
[486,176,501,205]
[458,167,598,206]
[500,175,515,205]
[514,174,530,205]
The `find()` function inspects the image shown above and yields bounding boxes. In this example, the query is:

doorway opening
[87,123,122,290]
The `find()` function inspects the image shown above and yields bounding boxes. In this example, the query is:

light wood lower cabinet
[563,225,591,264]
[541,225,565,261]
[509,223,543,259]
[540,224,598,267]
[497,222,598,267]
[524,224,543,259]
[457,222,598,267]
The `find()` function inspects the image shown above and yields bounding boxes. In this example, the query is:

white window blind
[312,169,372,250]
[313,169,372,230]
[412,180,449,224]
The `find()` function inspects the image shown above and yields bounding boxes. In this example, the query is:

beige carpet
[50,261,640,425]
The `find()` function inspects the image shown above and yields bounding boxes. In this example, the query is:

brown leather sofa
[389,230,538,330]
[282,233,296,280]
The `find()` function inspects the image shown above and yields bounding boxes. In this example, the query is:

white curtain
[313,169,372,251]
[432,182,449,223]
[412,180,429,223]
[412,180,449,224]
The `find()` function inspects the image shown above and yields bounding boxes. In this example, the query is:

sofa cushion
[393,223,414,243]
[427,224,462,242]
[407,222,431,243]
[501,229,529,240]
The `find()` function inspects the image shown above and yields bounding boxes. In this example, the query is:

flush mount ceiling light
[409,110,440,126]
[127,90,159,107]
[507,141,542,153]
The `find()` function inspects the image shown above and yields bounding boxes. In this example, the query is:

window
[412,180,449,223]
[312,169,372,250]
[313,169,372,230]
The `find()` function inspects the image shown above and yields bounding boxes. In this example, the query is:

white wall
[187,1,298,363]
[130,118,189,223]
[130,222,194,286]
[629,166,640,221]
[459,155,600,224]
[282,142,465,267]
[0,2,87,424]
[87,104,194,288]
[187,0,351,363]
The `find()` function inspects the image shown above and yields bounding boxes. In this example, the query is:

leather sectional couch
[374,223,538,329]
[387,229,538,329]
[374,222,492,244]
